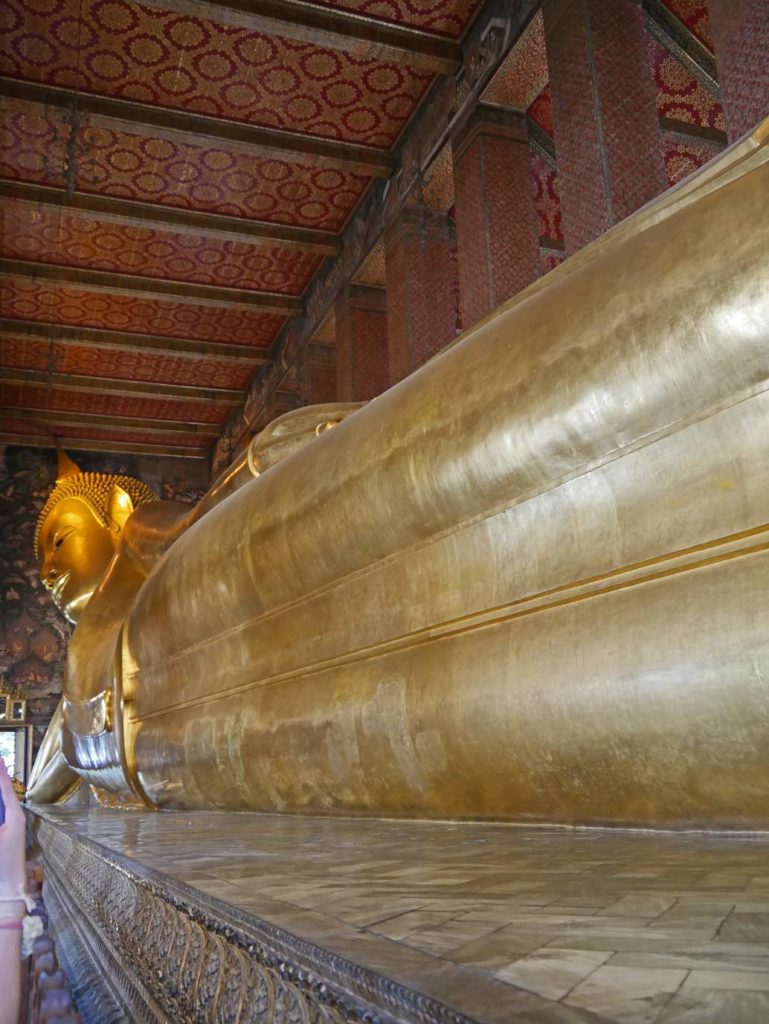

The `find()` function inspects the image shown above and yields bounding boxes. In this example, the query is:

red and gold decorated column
[543,0,668,253]
[385,203,459,386]
[453,105,542,328]
[300,343,337,406]
[709,0,769,141]
[335,284,389,402]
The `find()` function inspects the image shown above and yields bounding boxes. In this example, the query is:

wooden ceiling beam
[1,368,243,404]
[0,320,270,364]
[0,79,394,179]
[0,432,210,458]
[2,406,220,436]
[0,180,341,256]
[138,0,460,74]
[0,260,302,316]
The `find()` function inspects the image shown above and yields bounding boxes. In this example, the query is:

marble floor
[37,808,769,1024]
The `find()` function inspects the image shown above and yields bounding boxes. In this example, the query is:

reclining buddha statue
[28,117,769,829]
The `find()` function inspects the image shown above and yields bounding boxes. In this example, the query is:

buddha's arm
[120,402,365,574]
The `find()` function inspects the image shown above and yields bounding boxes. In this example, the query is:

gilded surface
[29,119,769,828]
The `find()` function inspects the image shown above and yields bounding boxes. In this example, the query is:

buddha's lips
[51,572,71,606]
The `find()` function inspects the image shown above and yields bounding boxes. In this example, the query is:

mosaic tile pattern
[352,239,386,287]
[301,346,337,405]
[482,10,547,111]
[1,201,322,293]
[527,83,553,137]
[647,36,724,131]
[544,0,668,252]
[335,286,388,402]
[454,126,541,327]
[385,208,459,383]
[708,0,769,141]
[530,150,563,243]
[0,0,433,147]
[41,807,769,1024]
[0,381,231,423]
[662,132,724,186]
[0,277,284,346]
[0,334,254,389]
[305,0,482,38]
[661,0,714,50]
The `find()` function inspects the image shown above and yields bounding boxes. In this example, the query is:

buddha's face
[38,496,117,624]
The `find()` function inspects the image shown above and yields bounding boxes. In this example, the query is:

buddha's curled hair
[34,472,159,559]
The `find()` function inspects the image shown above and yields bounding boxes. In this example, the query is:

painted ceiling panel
[0,0,433,147]
[0,416,210,448]
[0,98,69,188]
[1,201,323,293]
[1,101,371,230]
[0,382,230,422]
[303,0,482,38]
[0,277,285,346]
[0,0,487,454]
[1,335,255,389]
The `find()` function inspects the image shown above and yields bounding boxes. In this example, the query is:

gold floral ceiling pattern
[0,0,479,457]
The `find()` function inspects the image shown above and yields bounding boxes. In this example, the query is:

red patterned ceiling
[0,0,432,147]
[304,0,482,38]
[1,277,285,346]
[1,334,254,390]
[1,201,322,293]
[0,0,484,455]
[0,382,230,422]
[0,101,371,231]
[0,415,210,449]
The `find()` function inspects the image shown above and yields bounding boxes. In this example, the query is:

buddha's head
[35,450,158,623]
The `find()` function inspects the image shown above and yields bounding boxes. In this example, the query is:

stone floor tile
[717,912,769,944]
[547,931,718,954]
[369,910,461,940]
[602,896,677,919]
[564,965,687,1023]
[36,808,769,1024]
[683,968,769,991]
[495,947,612,1000]
[656,989,769,1023]
[608,951,769,972]
[451,928,561,968]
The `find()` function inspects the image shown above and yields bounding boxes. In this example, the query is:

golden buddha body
[30,120,769,828]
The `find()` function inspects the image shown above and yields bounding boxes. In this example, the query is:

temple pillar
[385,203,459,385]
[709,0,769,141]
[335,284,389,402]
[452,105,541,327]
[543,0,667,253]
[300,342,337,405]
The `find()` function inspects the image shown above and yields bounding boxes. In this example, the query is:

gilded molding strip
[132,519,769,720]
[34,814,477,1024]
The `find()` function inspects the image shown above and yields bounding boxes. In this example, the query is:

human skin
[0,758,25,1024]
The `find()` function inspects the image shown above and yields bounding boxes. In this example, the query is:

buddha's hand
[0,759,26,918]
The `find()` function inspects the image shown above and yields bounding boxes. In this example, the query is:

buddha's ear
[106,485,134,537]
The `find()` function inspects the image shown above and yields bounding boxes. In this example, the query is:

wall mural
[0,444,208,727]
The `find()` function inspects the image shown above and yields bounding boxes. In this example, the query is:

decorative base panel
[33,815,466,1024]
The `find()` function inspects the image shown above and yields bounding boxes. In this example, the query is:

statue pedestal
[29,806,769,1023]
